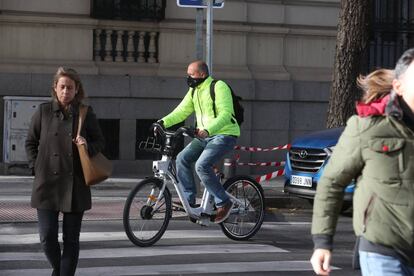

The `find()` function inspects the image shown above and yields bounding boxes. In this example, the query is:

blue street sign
[177,0,224,8]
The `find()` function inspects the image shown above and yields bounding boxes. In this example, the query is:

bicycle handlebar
[175,126,196,138]
[151,122,166,136]
[151,122,196,139]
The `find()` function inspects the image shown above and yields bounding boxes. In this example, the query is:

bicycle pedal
[196,218,210,226]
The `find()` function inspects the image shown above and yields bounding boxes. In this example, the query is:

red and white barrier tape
[234,144,291,152]
[255,169,285,183]
[225,143,289,182]
[227,161,285,167]
[224,154,285,167]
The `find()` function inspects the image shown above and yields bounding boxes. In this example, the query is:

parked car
[284,127,354,210]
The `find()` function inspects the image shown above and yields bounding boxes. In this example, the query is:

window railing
[93,28,159,63]
[91,0,166,22]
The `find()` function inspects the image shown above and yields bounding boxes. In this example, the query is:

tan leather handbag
[77,105,112,186]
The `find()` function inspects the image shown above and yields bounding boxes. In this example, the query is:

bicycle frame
[152,154,245,226]
[124,123,265,247]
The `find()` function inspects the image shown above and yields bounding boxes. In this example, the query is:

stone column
[104,30,113,62]
[137,31,146,63]
[115,30,124,62]
[127,31,135,62]
[147,32,157,63]
[94,29,102,61]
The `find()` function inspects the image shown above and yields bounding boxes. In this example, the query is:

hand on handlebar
[177,126,196,138]
[196,129,209,139]
[151,122,197,138]
[156,120,164,128]
[151,121,165,137]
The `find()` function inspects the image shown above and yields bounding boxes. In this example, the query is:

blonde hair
[52,67,86,104]
[357,69,394,103]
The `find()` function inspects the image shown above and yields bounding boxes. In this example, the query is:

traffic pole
[206,0,213,75]
[223,158,236,180]
[195,8,204,60]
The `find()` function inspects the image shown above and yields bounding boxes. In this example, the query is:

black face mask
[187,76,207,88]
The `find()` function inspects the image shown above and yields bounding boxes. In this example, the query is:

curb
[265,196,312,209]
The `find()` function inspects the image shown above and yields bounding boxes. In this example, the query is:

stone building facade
[0,0,343,174]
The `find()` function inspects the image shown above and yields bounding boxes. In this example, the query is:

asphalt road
[0,208,359,276]
[0,175,359,275]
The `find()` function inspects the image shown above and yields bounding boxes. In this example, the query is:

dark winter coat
[25,100,105,212]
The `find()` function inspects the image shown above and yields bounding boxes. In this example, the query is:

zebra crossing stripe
[1,261,339,276]
[0,222,311,245]
[262,221,311,227]
[0,243,287,261]
[0,230,238,245]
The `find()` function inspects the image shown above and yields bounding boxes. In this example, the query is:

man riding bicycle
[159,60,240,223]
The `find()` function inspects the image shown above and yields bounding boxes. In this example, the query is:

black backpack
[192,80,244,126]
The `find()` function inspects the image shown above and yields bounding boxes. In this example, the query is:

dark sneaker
[172,201,185,211]
[214,200,234,224]
[172,201,199,211]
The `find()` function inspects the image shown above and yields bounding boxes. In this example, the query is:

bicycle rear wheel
[220,175,265,240]
[123,177,172,247]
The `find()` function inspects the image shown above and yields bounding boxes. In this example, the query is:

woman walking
[310,48,414,275]
[25,67,105,276]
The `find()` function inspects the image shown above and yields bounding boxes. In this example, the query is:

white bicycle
[123,122,265,247]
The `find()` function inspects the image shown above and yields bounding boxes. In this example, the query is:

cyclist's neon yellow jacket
[161,76,240,137]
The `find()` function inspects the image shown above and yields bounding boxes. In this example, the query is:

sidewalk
[0,175,311,223]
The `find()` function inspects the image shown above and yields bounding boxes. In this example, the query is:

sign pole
[195,8,204,60]
[177,0,224,74]
[206,0,213,75]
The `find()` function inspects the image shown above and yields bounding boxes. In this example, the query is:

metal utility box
[3,96,50,163]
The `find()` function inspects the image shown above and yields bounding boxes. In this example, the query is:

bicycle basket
[138,136,162,153]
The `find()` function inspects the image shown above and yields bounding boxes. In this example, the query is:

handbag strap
[77,105,88,137]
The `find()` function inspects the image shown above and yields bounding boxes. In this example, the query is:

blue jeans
[359,251,414,276]
[37,209,84,276]
[176,135,237,207]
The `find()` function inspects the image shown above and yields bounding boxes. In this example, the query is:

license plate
[290,175,312,187]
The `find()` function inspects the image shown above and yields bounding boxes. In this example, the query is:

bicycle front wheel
[220,175,265,240]
[123,177,172,247]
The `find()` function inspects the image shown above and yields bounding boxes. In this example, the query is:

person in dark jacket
[25,67,105,276]
[310,49,414,276]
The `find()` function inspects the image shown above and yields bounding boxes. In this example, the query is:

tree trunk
[326,0,371,128]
